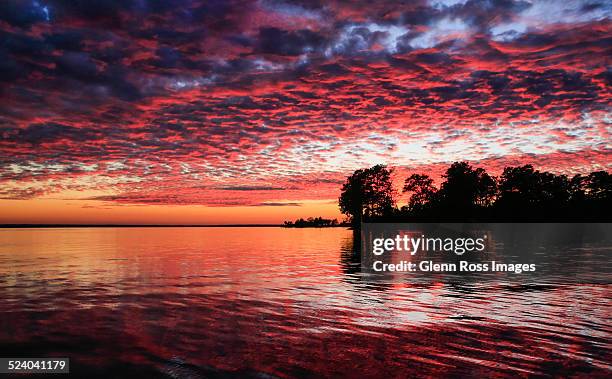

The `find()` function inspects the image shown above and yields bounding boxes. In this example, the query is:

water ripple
[0,227,610,378]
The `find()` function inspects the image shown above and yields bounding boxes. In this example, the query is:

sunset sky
[0,0,610,224]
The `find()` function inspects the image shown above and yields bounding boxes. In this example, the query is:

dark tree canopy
[403,174,437,211]
[437,162,497,210]
[339,164,396,226]
[339,161,611,224]
[283,217,340,228]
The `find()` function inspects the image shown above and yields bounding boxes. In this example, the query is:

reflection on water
[0,227,610,378]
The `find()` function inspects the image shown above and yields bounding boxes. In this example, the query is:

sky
[0,0,610,224]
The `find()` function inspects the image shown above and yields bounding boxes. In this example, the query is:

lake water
[0,227,610,378]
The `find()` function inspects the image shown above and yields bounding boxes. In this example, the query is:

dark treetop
[339,162,611,225]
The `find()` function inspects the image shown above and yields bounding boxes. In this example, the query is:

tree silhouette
[585,171,611,202]
[496,165,571,218]
[283,217,340,227]
[474,168,497,207]
[339,164,396,226]
[497,165,539,204]
[572,171,612,218]
[402,174,437,211]
[437,162,497,213]
[338,161,610,223]
[569,174,587,204]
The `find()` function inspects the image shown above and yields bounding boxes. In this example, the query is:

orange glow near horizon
[0,199,342,225]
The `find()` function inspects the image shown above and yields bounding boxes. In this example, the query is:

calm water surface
[0,227,610,378]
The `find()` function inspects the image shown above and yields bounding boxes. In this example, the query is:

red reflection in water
[0,228,610,378]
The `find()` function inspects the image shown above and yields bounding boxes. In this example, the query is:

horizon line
[0,223,284,228]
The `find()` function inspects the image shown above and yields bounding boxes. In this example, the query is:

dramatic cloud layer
[0,0,610,212]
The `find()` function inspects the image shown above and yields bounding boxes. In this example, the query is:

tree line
[339,162,611,225]
[283,217,344,228]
